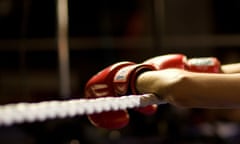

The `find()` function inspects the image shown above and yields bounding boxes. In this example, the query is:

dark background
[0,0,240,143]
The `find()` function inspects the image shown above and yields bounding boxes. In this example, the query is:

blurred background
[1,0,240,143]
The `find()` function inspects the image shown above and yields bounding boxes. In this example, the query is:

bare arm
[136,69,240,108]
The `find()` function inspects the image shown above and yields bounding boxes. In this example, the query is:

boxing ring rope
[0,94,165,126]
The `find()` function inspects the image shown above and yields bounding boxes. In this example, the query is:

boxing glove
[143,54,187,70]
[143,54,221,73]
[85,61,156,129]
[85,54,188,129]
[185,57,221,73]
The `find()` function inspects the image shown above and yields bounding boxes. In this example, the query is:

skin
[136,63,240,109]
[221,63,240,73]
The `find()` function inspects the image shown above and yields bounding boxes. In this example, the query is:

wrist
[136,69,187,102]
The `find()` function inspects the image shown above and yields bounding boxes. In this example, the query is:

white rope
[0,94,166,126]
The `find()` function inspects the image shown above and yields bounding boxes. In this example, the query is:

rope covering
[0,94,165,126]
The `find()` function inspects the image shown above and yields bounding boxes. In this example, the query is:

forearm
[136,69,240,108]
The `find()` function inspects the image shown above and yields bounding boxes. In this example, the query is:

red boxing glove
[85,61,156,129]
[143,54,187,70]
[84,54,187,129]
[185,57,221,73]
[143,54,222,73]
